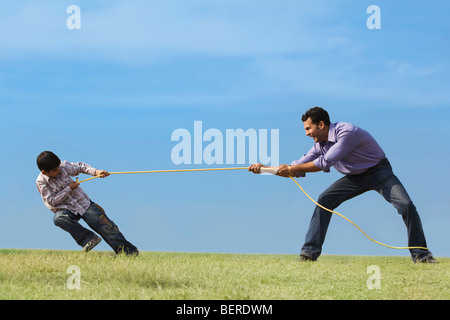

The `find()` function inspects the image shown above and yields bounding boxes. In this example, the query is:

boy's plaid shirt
[36,161,97,215]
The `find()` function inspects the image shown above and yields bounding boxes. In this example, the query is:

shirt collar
[327,122,337,143]
[38,172,51,182]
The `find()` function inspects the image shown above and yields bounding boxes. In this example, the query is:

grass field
[0,249,448,300]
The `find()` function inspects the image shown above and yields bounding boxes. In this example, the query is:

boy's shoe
[83,236,102,253]
[116,245,139,256]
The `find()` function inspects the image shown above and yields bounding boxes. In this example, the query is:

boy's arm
[63,161,97,177]
[95,169,110,178]
[36,180,78,207]
[63,161,109,178]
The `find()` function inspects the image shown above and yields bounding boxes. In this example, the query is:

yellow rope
[76,167,427,251]
[289,176,428,251]
[76,167,249,183]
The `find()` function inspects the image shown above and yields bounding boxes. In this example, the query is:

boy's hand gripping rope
[76,166,428,251]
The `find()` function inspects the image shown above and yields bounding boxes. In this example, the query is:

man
[249,107,435,263]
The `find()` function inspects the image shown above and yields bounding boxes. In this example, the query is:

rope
[288,177,428,251]
[76,167,428,251]
[76,167,249,183]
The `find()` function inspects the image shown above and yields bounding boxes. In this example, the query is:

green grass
[0,249,448,300]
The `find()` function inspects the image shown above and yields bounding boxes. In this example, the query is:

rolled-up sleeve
[313,128,360,172]
[290,145,321,177]
[36,180,71,208]
[62,161,97,176]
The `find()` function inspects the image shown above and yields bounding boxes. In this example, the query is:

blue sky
[0,0,449,257]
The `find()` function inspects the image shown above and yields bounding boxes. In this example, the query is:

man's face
[42,165,61,178]
[303,118,328,143]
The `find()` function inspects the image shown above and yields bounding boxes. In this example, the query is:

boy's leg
[53,210,98,248]
[81,201,139,255]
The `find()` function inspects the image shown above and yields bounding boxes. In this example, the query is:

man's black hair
[301,107,331,126]
[37,151,61,172]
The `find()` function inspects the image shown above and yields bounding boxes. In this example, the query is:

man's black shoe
[299,254,316,262]
[412,254,438,264]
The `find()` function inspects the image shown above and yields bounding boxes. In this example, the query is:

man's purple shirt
[291,122,386,177]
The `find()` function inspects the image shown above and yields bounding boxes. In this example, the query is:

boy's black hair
[301,106,331,126]
[37,151,61,172]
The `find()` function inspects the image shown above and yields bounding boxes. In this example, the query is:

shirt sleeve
[62,161,97,176]
[36,180,71,207]
[290,145,321,177]
[313,126,360,172]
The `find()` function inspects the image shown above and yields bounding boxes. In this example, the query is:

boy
[36,151,139,255]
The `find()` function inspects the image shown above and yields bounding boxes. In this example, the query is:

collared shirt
[291,122,386,176]
[36,161,97,215]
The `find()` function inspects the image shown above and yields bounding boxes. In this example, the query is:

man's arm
[248,161,321,177]
[313,126,360,173]
[248,145,321,177]
[289,145,321,177]
[277,161,321,177]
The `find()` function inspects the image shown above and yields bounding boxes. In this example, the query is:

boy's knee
[53,211,72,227]
[53,214,65,227]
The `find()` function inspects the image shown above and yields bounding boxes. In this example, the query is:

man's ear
[41,170,48,176]
[318,121,325,129]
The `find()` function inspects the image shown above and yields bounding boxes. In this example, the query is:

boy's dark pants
[53,201,138,255]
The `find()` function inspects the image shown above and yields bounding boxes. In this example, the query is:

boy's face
[42,165,61,178]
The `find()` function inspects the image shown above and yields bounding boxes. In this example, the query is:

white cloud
[253,56,450,107]
[0,0,341,62]
[385,60,440,76]
[0,1,448,108]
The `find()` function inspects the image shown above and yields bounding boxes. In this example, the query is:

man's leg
[373,169,432,261]
[301,175,370,260]
[53,210,98,248]
[81,202,139,255]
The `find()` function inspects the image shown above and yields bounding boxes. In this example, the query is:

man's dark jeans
[53,201,138,255]
[300,158,432,261]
